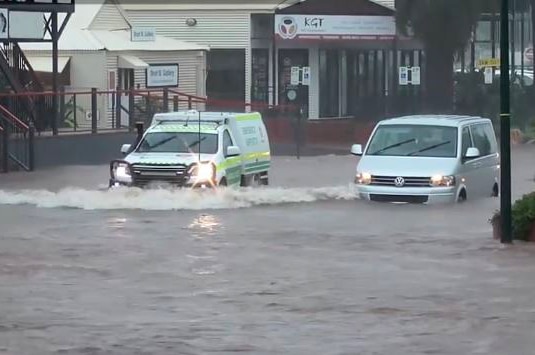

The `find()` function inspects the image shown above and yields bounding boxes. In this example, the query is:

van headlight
[110,161,132,182]
[430,175,456,187]
[354,172,372,185]
[189,162,215,182]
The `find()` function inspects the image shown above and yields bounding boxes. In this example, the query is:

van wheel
[492,183,499,197]
[457,189,467,203]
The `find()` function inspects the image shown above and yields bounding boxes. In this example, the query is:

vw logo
[394,176,405,187]
[278,16,298,39]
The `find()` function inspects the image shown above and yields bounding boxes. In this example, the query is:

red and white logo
[278,17,298,39]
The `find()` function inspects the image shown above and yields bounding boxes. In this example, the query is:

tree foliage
[396,0,485,55]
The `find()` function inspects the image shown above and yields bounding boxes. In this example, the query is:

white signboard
[399,67,409,85]
[290,66,300,85]
[275,15,395,41]
[302,66,310,86]
[9,12,45,39]
[411,66,421,85]
[484,67,493,84]
[131,27,156,42]
[146,64,179,88]
[0,9,8,39]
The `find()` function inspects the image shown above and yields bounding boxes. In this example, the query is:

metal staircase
[0,42,52,132]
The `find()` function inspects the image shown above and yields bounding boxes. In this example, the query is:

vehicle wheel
[240,175,247,187]
[251,174,263,187]
[219,178,227,187]
[492,183,499,197]
[457,189,467,203]
[260,172,269,186]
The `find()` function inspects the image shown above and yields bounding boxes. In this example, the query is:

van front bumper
[355,184,457,204]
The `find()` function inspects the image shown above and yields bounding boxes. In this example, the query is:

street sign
[525,47,533,63]
[0,9,8,40]
[290,66,300,85]
[477,58,500,68]
[399,66,409,85]
[484,67,493,84]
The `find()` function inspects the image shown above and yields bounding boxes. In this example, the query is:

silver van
[351,115,500,204]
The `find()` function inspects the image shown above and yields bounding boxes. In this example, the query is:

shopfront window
[206,49,245,110]
[252,49,269,103]
[320,49,384,118]
[319,49,340,118]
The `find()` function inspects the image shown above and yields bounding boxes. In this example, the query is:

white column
[308,47,320,119]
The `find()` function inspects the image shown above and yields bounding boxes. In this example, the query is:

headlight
[110,161,132,183]
[189,162,215,182]
[430,174,456,187]
[355,172,372,185]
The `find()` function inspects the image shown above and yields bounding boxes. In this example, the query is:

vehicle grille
[370,194,429,204]
[131,164,189,186]
[371,175,431,187]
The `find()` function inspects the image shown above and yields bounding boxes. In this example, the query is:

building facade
[20,0,208,129]
[123,0,421,120]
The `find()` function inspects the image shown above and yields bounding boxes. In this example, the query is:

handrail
[0,88,300,111]
[0,104,29,130]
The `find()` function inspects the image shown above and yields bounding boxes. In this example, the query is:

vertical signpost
[500,0,512,244]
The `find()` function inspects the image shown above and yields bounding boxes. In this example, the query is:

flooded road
[1,147,535,354]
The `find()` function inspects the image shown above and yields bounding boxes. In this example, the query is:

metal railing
[0,104,34,172]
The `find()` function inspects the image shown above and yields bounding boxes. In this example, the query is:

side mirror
[351,144,363,156]
[226,145,241,157]
[121,144,131,154]
[465,147,480,159]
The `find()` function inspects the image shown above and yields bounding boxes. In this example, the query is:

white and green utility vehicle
[109,110,271,188]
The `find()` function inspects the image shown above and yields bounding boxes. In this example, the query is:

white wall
[126,9,253,103]
[105,50,207,127]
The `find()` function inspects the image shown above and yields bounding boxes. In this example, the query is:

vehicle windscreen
[136,132,218,154]
[366,124,458,157]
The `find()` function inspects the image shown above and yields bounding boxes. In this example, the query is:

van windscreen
[366,124,458,157]
[137,132,218,154]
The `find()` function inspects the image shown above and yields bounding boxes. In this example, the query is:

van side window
[470,124,492,156]
[223,130,233,155]
[482,123,498,154]
[461,126,472,157]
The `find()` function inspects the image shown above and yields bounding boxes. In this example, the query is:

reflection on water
[107,217,129,238]
[189,214,221,232]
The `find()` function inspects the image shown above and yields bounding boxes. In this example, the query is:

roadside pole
[500,0,513,244]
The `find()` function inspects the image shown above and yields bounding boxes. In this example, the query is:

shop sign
[146,64,179,88]
[275,15,395,41]
[131,27,156,42]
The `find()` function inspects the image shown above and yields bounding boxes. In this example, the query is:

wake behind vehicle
[351,115,500,204]
[109,110,271,188]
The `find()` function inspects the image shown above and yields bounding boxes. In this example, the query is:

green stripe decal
[235,113,262,122]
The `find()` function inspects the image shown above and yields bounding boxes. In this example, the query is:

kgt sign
[275,15,396,41]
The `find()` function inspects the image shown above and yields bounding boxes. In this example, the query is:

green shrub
[511,192,535,241]
[492,192,535,241]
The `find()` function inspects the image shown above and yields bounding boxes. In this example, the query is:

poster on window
[146,64,179,88]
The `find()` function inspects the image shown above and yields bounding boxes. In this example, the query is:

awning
[118,55,148,69]
[26,56,71,73]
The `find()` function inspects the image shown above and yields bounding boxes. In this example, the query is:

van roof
[151,110,261,125]
[379,115,491,127]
